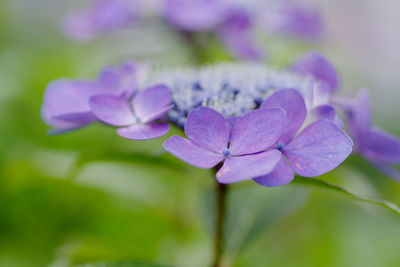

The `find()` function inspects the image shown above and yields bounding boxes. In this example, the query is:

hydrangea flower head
[42,61,354,185]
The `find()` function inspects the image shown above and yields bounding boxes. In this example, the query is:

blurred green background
[1,0,400,266]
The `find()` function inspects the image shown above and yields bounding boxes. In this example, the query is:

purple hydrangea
[343,89,400,180]
[62,0,138,41]
[89,85,174,140]
[163,106,285,183]
[41,61,141,133]
[42,61,356,185]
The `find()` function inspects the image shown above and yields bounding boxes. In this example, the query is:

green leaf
[77,261,171,267]
[292,176,400,215]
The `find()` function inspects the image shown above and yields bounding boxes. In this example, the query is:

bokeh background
[1,0,400,266]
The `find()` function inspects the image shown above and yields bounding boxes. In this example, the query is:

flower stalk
[213,166,229,267]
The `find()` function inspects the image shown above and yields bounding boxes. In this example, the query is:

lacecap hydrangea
[41,52,365,186]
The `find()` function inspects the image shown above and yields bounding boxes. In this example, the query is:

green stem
[213,178,228,267]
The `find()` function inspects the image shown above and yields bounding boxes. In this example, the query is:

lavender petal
[89,95,135,126]
[185,107,230,153]
[133,85,172,123]
[284,120,353,177]
[216,150,281,183]
[229,107,285,155]
[117,123,170,140]
[253,155,295,187]
[163,135,224,168]
[292,51,339,91]
[261,88,307,144]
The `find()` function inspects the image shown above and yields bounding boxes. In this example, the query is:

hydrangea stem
[213,171,229,267]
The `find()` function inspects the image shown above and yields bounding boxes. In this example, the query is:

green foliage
[78,261,171,267]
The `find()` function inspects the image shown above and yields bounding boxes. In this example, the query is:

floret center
[222,148,231,157]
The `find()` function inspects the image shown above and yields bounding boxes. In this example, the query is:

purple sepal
[292,51,340,92]
[284,120,353,177]
[261,88,307,144]
[253,155,295,187]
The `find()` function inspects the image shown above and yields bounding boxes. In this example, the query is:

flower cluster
[42,52,368,186]
[41,61,142,133]
[62,0,323,60]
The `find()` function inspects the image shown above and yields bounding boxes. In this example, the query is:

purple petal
[144,105,175,123]
[310,105,336,121]
[284,120,353,177]
[227,116,240,130]
[220,12,262,60]
[253,155,295,187]
[164,0,228,31]
[41,79,102,128]
[53,112,97,125]
[229,108,285,155]
[310,105,343,128]
[89,95,135,126]
[117,123,170,140]
[185,107,230,153]
[348,89,371,145]
[292,51,339,91]
[133,85,172,123]
[163,135,224,168]
[261,88,307,144]
[362,127,400,164]
[45,112,97,131]
[216,150,281,183]
[98,61,140,98]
